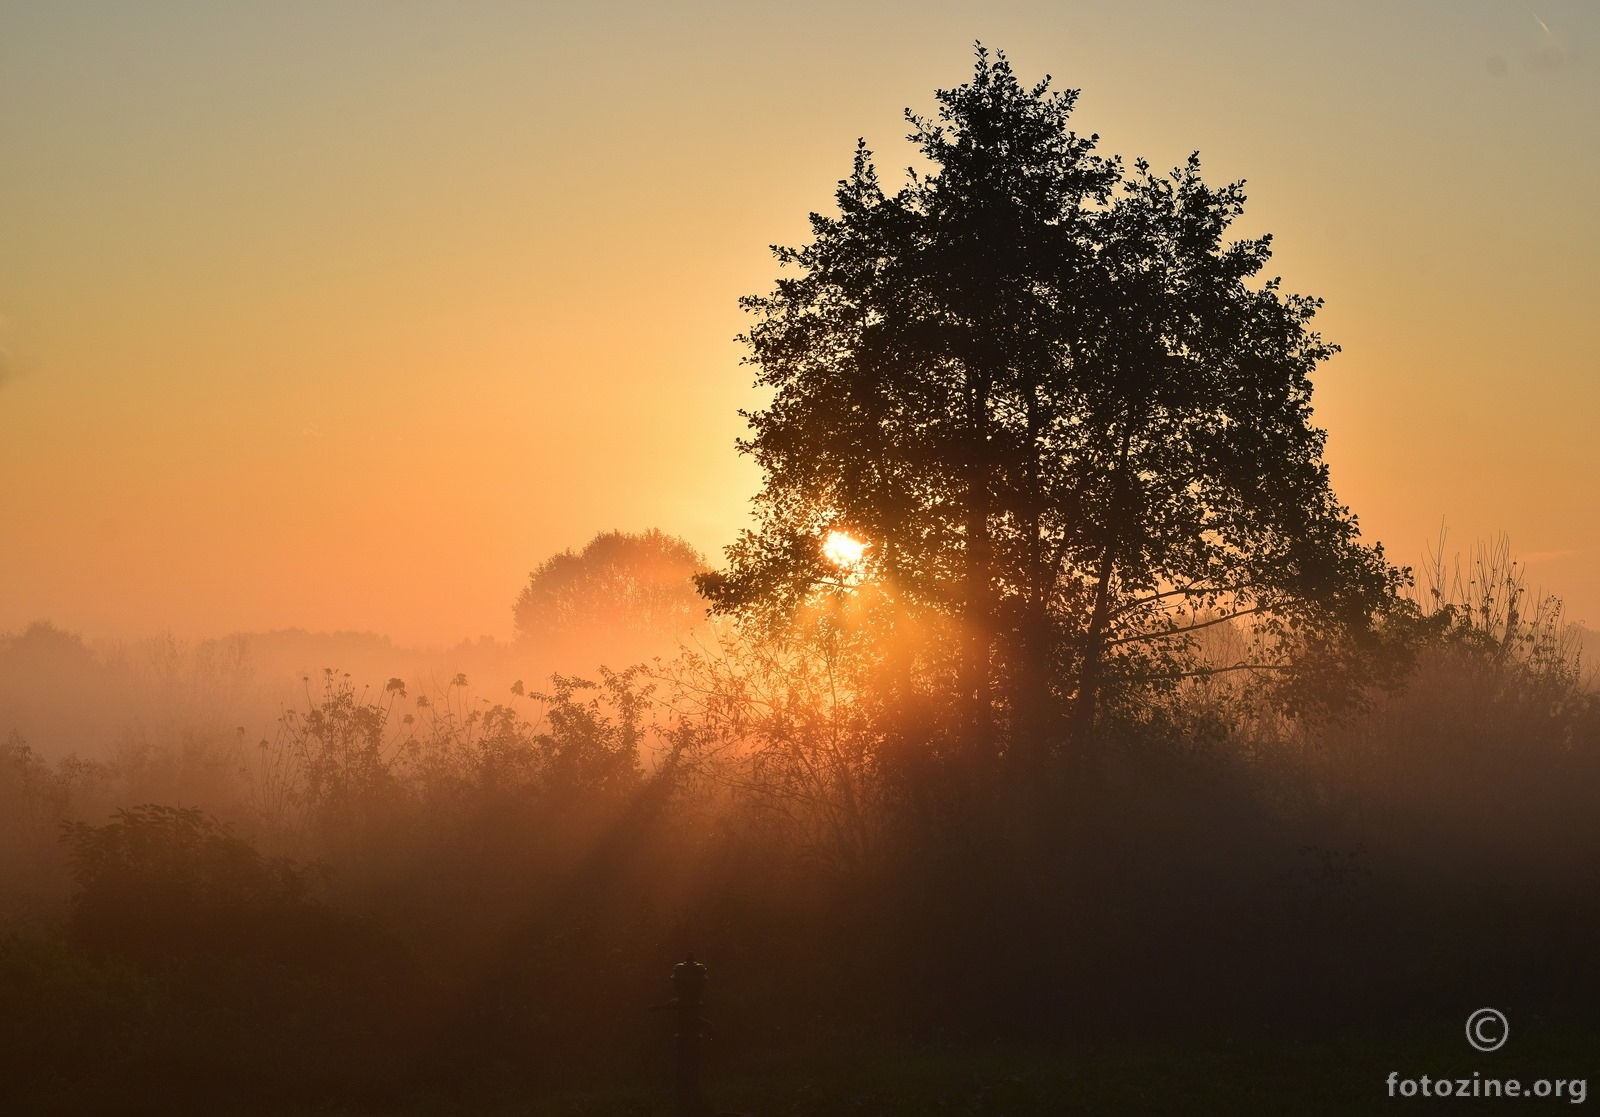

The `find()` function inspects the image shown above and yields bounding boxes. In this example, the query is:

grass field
[265,1017,1596,1116]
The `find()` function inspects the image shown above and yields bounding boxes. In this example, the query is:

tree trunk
[962,392,993,744]
[1012,371,1055,775]
[1072,543,1115,754]
[1071,419,1134,780]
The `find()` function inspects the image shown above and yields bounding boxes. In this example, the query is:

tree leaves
[706,46,1406,745]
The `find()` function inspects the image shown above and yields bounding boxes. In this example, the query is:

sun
[822,530,869,569]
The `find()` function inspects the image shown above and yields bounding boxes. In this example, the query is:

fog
[5,19,1599,1108]
[3,528,1598,1114]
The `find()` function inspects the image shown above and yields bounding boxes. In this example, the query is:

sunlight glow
[822,530,869,569]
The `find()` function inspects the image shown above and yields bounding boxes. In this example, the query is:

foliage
[656,607,898,871]
[514,529,706,648]
[700,47,1406,759]
[527,670,650,800]
[59,804,323,963]
[1416,533,1582,696]
[252,669,410,837]
[256,667,650,825]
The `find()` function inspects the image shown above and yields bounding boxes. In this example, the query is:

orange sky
[1,1,1596,646]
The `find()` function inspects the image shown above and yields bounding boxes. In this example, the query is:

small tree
[700,47,1405,767]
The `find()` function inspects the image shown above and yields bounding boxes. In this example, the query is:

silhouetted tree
[513,529,706,652]
[700,47,1405,769]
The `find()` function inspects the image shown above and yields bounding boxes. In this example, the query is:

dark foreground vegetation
[5,50,1598,1114]
[2,538,1595,1114]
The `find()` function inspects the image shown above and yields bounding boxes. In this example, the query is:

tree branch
[1122,661,1292,682]
[1106,603,1275,648]
[1107,582,1249,619]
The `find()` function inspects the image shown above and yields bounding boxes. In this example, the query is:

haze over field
[1,0,1596,647]
[6,15,1600,1113]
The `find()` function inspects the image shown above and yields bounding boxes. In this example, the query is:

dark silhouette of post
[654,952,709,1116]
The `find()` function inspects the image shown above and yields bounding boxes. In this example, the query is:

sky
[1,0,1595,647]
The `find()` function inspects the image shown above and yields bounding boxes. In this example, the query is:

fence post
[654,951,709,1116]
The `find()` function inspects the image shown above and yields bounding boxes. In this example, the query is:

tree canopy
[699,47,1405,757]
[514,529,706,650]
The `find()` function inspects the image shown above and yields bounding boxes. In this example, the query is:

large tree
[700,48,1403,762]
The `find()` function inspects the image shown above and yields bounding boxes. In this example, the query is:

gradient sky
[1,1,1595,646]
